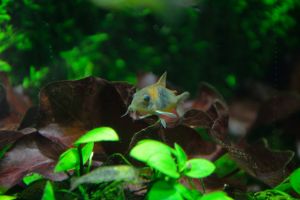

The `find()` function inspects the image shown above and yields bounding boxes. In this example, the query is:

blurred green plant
[60,33,109,80]
[22,66,49,89]
[42,181,55,200]
[1,0,299,97]
[248,167,300,200]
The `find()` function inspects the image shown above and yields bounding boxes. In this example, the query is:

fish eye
[143,94,150,102]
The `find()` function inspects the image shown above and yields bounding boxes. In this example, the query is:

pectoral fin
[138,114,153,119]
[160,118,167,128]
[155,110,177,118]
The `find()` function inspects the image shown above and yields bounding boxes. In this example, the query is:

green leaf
[54,143,94,172]
[130,140,179,178]
[148,181,183,200]
[54,148,78,172]
[274,182,292,192]
[0,60,11,72]
[214,154,238,178]
[174,183,202,200]
[71,165,138,190]
[252,190,292,200]
[174,143,187,172]
[23,173,43,185]
[290,168,300,194]
[200,191,232,200]
[42,181,55,200]
[184,158,215,178]
[74,127,119,145]
[0,195,16,200]
[81,142,94,163]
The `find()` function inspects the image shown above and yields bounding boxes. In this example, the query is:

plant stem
[79,185,89,200]
[77,145,84,176]
[200,178,206,193]
[107,153,133,166]
[87,152,94,173]
[187,178,196,190]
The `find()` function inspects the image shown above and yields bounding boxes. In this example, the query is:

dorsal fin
[156,72,167,87]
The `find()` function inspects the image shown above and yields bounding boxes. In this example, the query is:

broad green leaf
[130,140,179,178]
[184,158,215,178]
[23,173,43,185]
[174,183,202,200]
[200,191,232,200]
[0,195,16,200]
[148,181,183,200]
[54,143,94,172]
[214,154,238,178]
[81,142,94,163]
[174,143,187,172]
[74,127,119,145]
[71,165,138,190]
[42,181,55,200]
[55,148,78,172]
[275,182,292,192]
[290,168,300,194]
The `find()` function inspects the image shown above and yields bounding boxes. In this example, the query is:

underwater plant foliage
[1,0,300,199]
[1,0,300,97]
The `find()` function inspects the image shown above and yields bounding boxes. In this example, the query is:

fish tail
[177,92,190,102]
[176,92,190,117]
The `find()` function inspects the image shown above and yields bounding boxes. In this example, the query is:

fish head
[127,86,157,115]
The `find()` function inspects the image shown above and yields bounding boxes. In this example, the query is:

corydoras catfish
[123,72,190,127]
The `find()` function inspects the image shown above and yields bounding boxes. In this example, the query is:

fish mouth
[121,106,150,120]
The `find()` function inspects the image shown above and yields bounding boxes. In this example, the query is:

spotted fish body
[126,72,190,122]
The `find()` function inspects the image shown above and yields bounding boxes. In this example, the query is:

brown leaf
[226,139,294,187]
[0,84,9,120]
[112,81,136,107]
[36,77,147,154]
[0,134,66,190]
[0,73,31,130]
[163,125,219,159]
[0,127,36,149]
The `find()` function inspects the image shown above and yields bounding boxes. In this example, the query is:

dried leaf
[0,134,66,190]
[226,139,294,187]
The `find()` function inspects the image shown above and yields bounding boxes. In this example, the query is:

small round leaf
[74,127,119,145]
[290,168,300,194]
[174,143,187,171]
[54,143,93,172]
[148,181,183,200]
[130,140,179,178]
[200,191,232,200]
[184,158,215,178]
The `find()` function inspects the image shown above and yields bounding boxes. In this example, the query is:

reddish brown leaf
[163,125,219,159]
[0,128,36,150]
[226,139,294,187]
[0,72,31,130]
[0,134,66,190]
[112,81,136,107]
[36,77,147,154]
